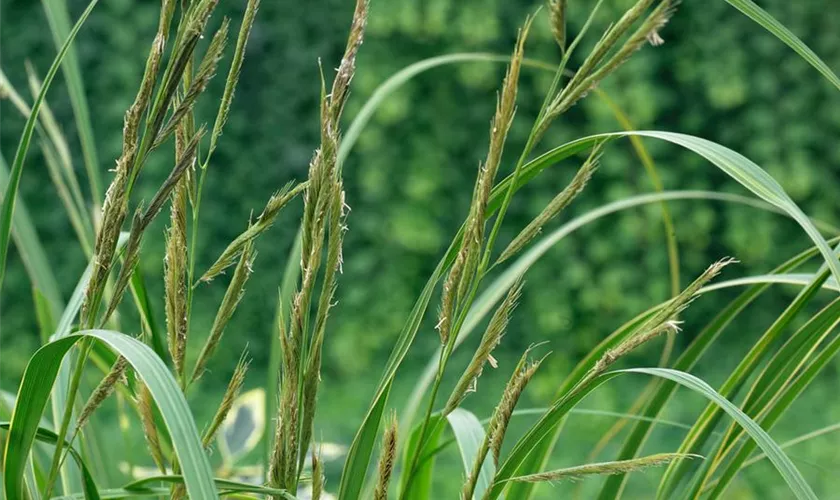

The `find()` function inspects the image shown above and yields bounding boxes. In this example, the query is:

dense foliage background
[1,0,839,497]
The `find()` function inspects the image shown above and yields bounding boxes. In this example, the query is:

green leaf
[724,0,840,91]
[619,368,817,500]
[3,330,218,499]
[399,414,446,500]
[401,188,790,433]
[0,0,98,292]
[446,409,494,500]
[0,422,99,500]
[597,239,833,499]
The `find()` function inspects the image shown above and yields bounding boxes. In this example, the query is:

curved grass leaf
[400,189,801,433]
[3,330,217,499]
[447,408,494,500]
[619,368,818,500]
[486,368,817,499]
[724,0,840,91]
[0,422,99,499]
[597,239,838,499]
[0,0,98,292]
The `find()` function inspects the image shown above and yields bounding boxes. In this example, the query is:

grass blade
[724,0,840,91]
[3,329,218,499]
[618,368,818,500]
[447,409,495,500]
[0,0,99,292]
[0,423,99,499]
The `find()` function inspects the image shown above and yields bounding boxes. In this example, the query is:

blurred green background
[1,0,839,497]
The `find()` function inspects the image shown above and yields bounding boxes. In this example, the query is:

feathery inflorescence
[269,2,368,494]
[498,145,601,263]
[200,182,305,283]
[373,412,398,500]
[436,17,532,346]
[76,356,128,430]
[508,453,701,483]
[192,242,256,383]
[202,354,250,448]
[549,0,567,52]
[444,279,523,414]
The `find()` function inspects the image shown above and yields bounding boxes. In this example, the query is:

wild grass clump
[0,0,838,499]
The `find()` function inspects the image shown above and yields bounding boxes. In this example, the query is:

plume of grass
[202,353,249,448]
[497,145,600,263]
[488,351,544,466]
[191,242,256,383]
[199,182,304,283]
[154,18,229,149]
[506,453,700,483]
[548,0,567,53]
[269,1,368,494]
[576,258,735,391]
[437,17,532,345]
[100,128,204,325]
[460,348,545,500]
[208,0,260,157]
[81,28,166,327]
[548,1,677,118]
[311,447,325,500]
[76,356,128,430]
[444,279,523,414]
[373,412,398,500]
[166,126,193,381]
[138,384,167,473]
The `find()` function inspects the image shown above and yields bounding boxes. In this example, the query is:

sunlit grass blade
[724,0,840,91]
[3,329,218,499]
[0,0,98,293]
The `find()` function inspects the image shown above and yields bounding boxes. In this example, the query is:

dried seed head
[200,182,305,282]
[138,384,167,473]
[192,243,256,383]
[210,0,261,156]
[508,453,701,483]
[549,0,568,52]
[373,411,398,500]
[488,349,545,465]
[311,446,324,500]
[444,279,523,414]
[77,357,128,430]
[154,19,229,149]
[498,146,600,263]
[202,353,249,447]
